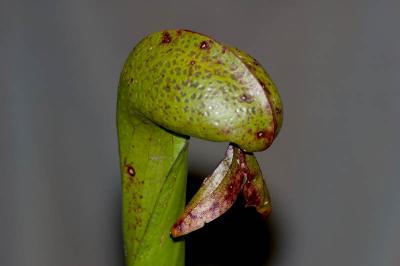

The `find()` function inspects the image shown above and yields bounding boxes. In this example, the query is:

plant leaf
[171,144,248,237]
[242,153,272,218]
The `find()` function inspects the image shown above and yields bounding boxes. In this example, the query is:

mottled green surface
[119,29,282,152]
[117,29,283,266]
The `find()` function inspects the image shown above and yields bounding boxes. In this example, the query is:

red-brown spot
[190,60,196,65]
[200,40,210,50]
[161,31,171,44]
[176,29,183,36]
[127,165,135,177]
[256,130,274,145]
[239,93,254,103]
[243,183,261,206]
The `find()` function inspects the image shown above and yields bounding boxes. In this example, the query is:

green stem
[117,110,187,266]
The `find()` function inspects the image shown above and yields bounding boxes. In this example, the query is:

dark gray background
[1,0,399,265]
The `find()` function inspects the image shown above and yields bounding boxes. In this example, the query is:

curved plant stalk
[117,29,283,266]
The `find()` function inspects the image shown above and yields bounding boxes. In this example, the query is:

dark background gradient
[1,1,399,265]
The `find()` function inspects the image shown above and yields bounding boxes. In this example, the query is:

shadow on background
[185,173,278,266]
